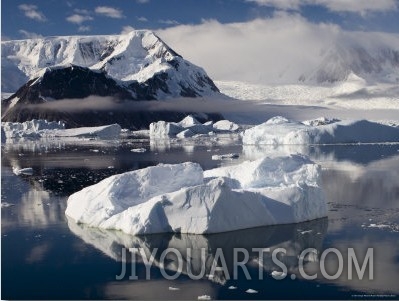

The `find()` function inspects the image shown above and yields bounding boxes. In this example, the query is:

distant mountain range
[1,30,221,128]
[299,41,399,84]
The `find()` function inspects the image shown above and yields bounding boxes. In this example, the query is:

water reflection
[242,144,399,165]
[67,218,328,285]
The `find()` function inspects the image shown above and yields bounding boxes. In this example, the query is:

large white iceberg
[149,115,240,138]
[242,116,399,145]
[66,155,327,235]
[1,119,121,141]
[1,119,65,140]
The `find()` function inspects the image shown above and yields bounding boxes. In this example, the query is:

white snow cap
[1,31,219,98]
[242,116,399,145]
[66,155,327,235]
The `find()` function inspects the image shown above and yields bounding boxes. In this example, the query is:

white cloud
[18,29,43,39]
[158,19,180,25]
[156,15,358,84]
[18,4,47,22]
[121,26,135,34]
[247,0,398,15]
[66,14,93,24]
[74,9,91,15]
[137,16,148,22]
[95,6,124,18]
[78,26,91,32]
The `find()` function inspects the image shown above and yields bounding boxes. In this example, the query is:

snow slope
[1,30,219,98]
[65,155,327,235]
[216,78,399,110]
[242,116,399,145]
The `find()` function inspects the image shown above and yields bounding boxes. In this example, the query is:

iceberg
[1,120,121,141]
[1,119,65,140]
[149,115,240,138]
[242,116,399,145]
[66,155,327,235]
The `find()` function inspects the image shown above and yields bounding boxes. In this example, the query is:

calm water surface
[2,136,399,299]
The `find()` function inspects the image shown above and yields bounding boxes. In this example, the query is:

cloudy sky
[2,0,398,39]
[2,0,399,84]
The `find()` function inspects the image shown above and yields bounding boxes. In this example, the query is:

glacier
[65,155,327,235]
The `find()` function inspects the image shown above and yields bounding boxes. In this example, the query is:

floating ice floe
[66,154,327,235]
[211,153,239,160]
[242,116,399,145]
[197,295,211,300]
[12,167,34,176]
[1,120,121,141]
[245,289,258,294]
[130,148,147,153]
[149,115,240,138]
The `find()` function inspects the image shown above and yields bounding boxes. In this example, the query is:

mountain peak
[1,30,219,97]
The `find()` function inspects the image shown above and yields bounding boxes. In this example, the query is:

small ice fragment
[1,202,15,208]
[271,270,287,279]
[107,166,114,169]
[211,153,239,160]
[130,148,147,153]
[300,230,313,234]
[13,167,33,176]
[168,287,180,291]
[245,289,258,294]
[90,149,99,152]
[198,295,211,300]
[228,286,237,290]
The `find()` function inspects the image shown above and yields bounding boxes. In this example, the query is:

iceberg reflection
[67,217,328,285]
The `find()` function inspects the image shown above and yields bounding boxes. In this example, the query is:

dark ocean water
[2,137,399,300]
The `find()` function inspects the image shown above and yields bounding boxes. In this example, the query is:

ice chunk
[130,148,147,153]
[168,287,180,291]
[245,289,258,294]
[1,119,65,140]
[149,121,183,138]
[12,167,33,176]
[198,295,211,300]
[178,115,202,127]
[213,120,240,132]
[211,153,239,160]
[176,129,196,138]
[271,270,287,279]
[66,155,327,235]
[149,115,239,139]
[242,116,399,145]
[51,124,121,139]
[1,120,120,140]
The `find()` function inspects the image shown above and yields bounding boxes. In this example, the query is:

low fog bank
[21,95,399,125]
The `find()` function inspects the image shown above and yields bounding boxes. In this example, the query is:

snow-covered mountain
[299,41,399,84]
[1,30,219,96]
[1,30,222,128]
